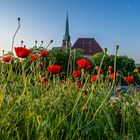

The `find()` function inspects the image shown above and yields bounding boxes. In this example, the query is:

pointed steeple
[62,12,71,49]
[64,13,70,40]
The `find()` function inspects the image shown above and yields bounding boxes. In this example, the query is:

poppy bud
[104,48,108,53]
[17,17,20,21]
[50,40,53,43]
[116,45,119,50]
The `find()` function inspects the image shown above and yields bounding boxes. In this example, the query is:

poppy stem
[39,41,44,48]
[11,17,21,53]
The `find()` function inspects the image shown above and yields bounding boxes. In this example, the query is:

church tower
[62,13,71,49]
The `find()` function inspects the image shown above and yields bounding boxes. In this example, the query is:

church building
[62,13,103,55]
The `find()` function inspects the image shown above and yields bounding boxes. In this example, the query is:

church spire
[64,12,70,40]
[62,12,71,49]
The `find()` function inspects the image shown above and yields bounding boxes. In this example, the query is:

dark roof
[72,38,103,55]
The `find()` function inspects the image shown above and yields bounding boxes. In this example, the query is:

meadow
[0,44,140,140]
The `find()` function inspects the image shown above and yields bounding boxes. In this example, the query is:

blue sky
[0,0,140,63]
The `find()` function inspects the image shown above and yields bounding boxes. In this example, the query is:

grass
[0,50,140,140]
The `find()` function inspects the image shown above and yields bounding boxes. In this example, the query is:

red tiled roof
[72,38,103,55]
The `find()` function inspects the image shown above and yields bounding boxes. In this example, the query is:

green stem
[11,18,20,52]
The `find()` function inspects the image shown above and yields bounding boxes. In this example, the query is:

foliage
[92,53,135,75]
[92,53,138,84]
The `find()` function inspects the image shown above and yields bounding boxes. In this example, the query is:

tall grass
[0,48,140,140]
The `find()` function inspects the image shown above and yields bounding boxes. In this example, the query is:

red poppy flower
[39,50,48,57]
[108,66,113,73]
[41,77,48,85]
[2,56,12,62]
[95,66,103,74]
[110,73,115,80]
[30,54,38,61]
[14,47,31,58]
[117,88,121,95]
[47,65,61,74]
[87,65,91,70]
[91,75,99,82]
[125,76,134,84]
[73,70,81,78]
[77,59,90,69]
[76,81,83,88]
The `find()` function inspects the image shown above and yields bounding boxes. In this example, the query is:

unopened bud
[17,17,20,21]
[104,48,108,53]
[50,40,53,43]
[116,45,119,50]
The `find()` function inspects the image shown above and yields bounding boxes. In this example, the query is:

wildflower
[30,54,38,61]
[117,88,121,95]
[87,65,91,70]
[110,73,115,80]
[91,75,99,82]
[125,76,134,84]
[14,47,31,58]
[95,66,103,74]
[77,59,90,69]
[39,50,48,57]
[73,70,81,78]
[47,65,61,74]
[108,66,113,73]
[134,68,139,74]
[76,81,83,88]
[2,56,12,62]
[41,77,48,85]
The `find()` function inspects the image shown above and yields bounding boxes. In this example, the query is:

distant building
[72,38,103,55]
[61,13,103,55]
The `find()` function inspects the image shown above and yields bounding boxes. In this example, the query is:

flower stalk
[11,17,21,52]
